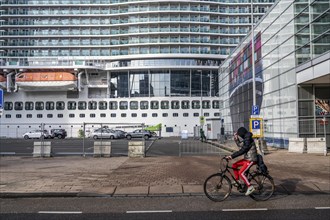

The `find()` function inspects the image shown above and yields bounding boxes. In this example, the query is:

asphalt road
[1,195,329,219]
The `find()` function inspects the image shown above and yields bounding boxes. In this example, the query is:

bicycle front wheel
[249,173,275,201]
[203,173,232,202]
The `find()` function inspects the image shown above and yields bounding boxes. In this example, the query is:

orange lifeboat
[0,74,6,89]
[16,72,77,91]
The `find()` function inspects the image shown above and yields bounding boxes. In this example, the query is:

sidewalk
[0,141,329,198]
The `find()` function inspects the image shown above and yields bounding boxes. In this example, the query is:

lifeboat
[15,72,77,91]
[0,74,6,89]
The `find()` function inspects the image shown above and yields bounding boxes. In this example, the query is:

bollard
[128,141,145,158]
[33,141,52,157]
[93,141,111,157]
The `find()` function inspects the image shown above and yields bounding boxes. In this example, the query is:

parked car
[126,129,152,140]
[50,129,67,139]
[114,130,127,138]
[23,130,50,139]
[89,128,119,140]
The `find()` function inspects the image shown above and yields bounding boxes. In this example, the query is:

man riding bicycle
[225,127,257,196]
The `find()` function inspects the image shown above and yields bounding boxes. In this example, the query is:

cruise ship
[0,0,275,137]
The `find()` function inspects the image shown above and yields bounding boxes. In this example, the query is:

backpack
[257,154,268,174]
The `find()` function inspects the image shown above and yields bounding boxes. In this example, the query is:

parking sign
[249,118,263,138]
[0,88,3,109]
[251,105,259,115]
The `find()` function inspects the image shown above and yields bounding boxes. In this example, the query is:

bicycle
[204,156,275,202]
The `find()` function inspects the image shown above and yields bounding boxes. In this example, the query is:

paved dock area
[0,141,329,198]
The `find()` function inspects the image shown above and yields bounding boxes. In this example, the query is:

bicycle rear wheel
[249,173,275,201]
[203,173,231,202]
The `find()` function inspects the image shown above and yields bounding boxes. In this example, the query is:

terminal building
[218,0,330,148]
[0,0,275,137]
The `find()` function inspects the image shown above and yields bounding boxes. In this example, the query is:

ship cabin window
[68,101,77,110]
[204,113,210,117]
[132,113,137,117]
[69,114,75,118]
[110,101,118,110]
[161,101,169,109]
[193,113,199,117]
[162,113,168,117]
[16,114,22,118]
[88,101,97,110]
[100,113,106,117]
[130,101,138,110]
[214,112,220,117]
[192,101,200,109]
[111,113,116,117]
[121,113,127,117]
[79,114,85,118]
[4,102,13,111]
[99,101,107,110]
[152,113,158,117]
[173,113,179,117]
[90,114,96,118]
[202,100,211,109]
[119,101,128,110]
[78,101,87,110]
[171,101,180,109]
[140,101,148,109]
[183,113,189,117]
[35,102,44,110]
[58,114,63,118]
[25,102,34,110]
[14,102,23,110]
[142,113,147,117]
[212,100,220,109]
[47,114,53,118]
[181,100,190,109]
[37,114,43,118]
[151,101,159,109]
[27,114,32,118]
[56,101,65,110]
[46,101,54,110]
[5,114,11,118]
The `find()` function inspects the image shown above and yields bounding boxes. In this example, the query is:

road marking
[315,207,330,209]
[126,210,172,214]
[222,208,268,212]
[38,211,82,214]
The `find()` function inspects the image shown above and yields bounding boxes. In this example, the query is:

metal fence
[0,122,148,157]
[179,137,226,156]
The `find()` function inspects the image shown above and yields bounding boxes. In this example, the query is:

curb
[0,192,206,199]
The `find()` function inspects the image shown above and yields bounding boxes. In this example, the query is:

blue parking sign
[0,89,3,109]
[252,105,259,115]
[252,119,261,129]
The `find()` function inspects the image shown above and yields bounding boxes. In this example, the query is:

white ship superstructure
[0,0,274,137]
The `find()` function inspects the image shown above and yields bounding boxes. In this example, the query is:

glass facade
[219,0,330,148]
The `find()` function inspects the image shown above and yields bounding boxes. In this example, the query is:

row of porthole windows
[3,112,221,119]
[3,100,221,111]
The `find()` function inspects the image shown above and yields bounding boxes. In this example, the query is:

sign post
[0,88,3,116]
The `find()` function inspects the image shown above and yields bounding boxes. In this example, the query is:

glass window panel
[171,70,190,96]
[119,101,128,110]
